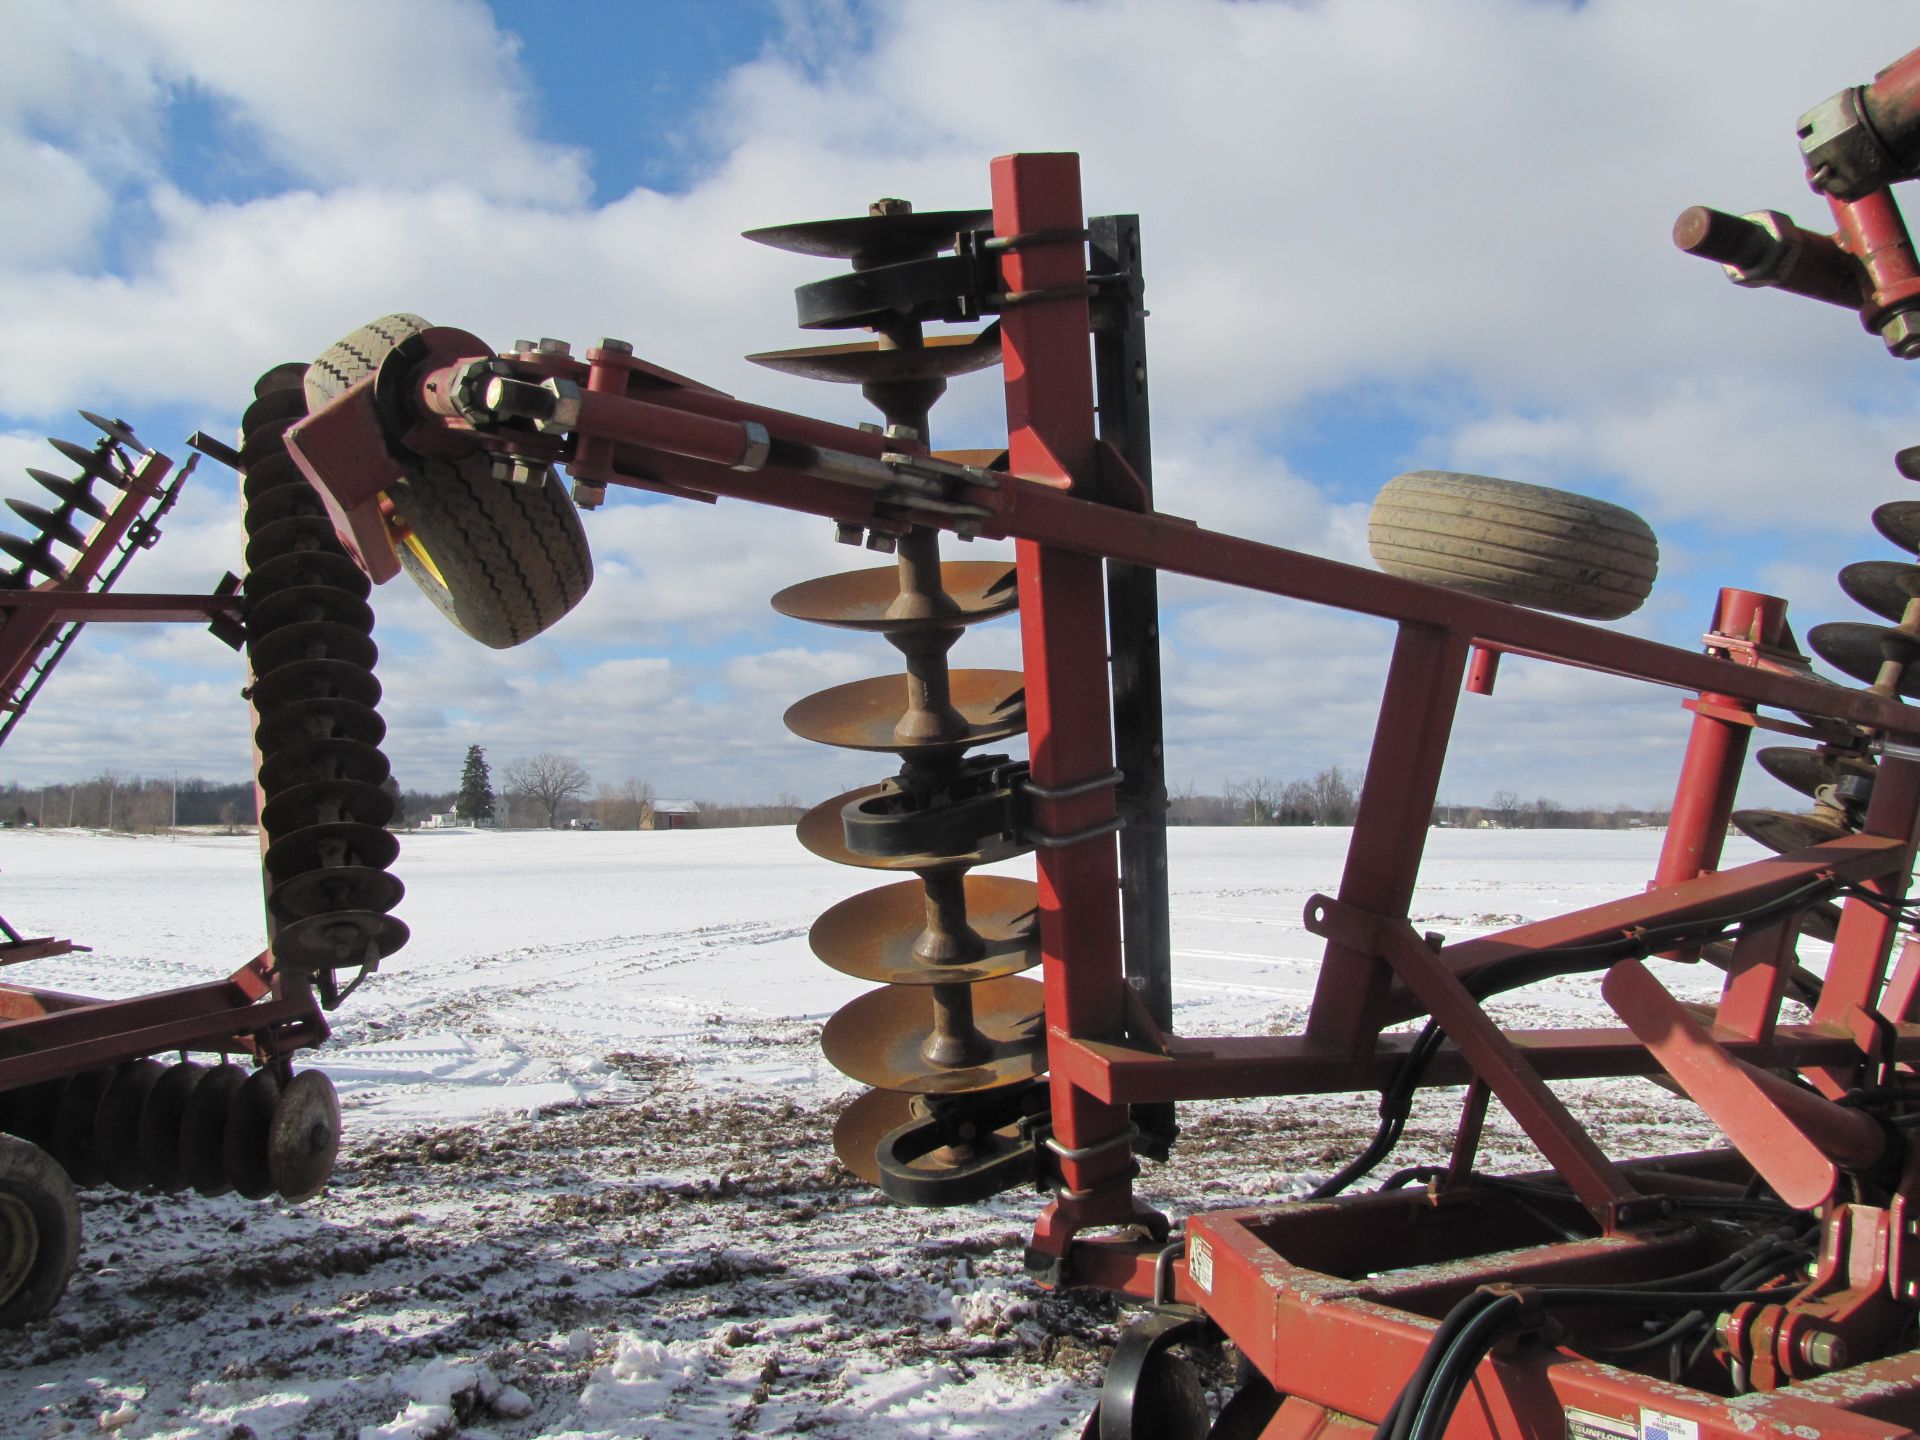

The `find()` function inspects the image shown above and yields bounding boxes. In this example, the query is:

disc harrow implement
[749,201,1047,1205]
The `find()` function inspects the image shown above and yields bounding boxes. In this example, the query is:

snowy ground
[0,825,1747,1439]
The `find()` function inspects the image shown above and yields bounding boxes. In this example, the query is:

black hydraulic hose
[1312,875,1841,1199]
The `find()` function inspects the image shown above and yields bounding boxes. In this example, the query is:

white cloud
[1,0,1915,814]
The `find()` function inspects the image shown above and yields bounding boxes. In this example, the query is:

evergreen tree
[456,745,496,824]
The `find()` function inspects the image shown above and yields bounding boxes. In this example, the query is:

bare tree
[1309,766,1360,826]
[592,776,655,830]
[503,754,592,828]
[1226,776,1280,826]
[1489,789,1521,829]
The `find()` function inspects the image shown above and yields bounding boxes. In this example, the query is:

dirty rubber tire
[0,1134,79,1327]
[1368,470,1658,621]
[306,314,594,649]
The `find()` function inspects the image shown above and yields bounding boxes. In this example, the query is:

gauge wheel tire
[1368,470,1658,621]
[306,313,593,649]
[0,1134,79,1327]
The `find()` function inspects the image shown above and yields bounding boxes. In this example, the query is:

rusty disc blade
[268,864,404,923]
[50,1068,115,1187]
[1898,445,1920,482]
[78,410,143,451]
[137,1061,207,1194]
[223,1068,281,1201]
[246,584,375,636]
[242,385,309,433]
[797,785,1029,872]
[6,500,86,551]
[272,910,408,973]
[1839,560,1920,623]
[772,561,1017,633]
[1808,620,1920,693]
[249,619,377,676]
[1873,500,1920,553]
[1755,745,1875,800]
[831,1087,922,1187]
[93,1058,165,1192]
[811,876,1039,985]
[181,1063,248,1197]
[784,670,1025,753]
[249,659,383,715]
[821,976,1045,1095]
[743,209,991,260]
[244,514,340,569]
[261,778,395,839]
[246,550,372,602]
[264,821,401,884]
[269,1070,341,1202]
[1732,807,1852,854]
[1803,900,1842,943]
[46,436,121,485]
[254,696,386,755]
[747,331,1002,385]
[259,737,391,793]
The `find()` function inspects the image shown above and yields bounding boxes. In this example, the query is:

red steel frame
[0,445,324,1093]
[285,149,1920,1435]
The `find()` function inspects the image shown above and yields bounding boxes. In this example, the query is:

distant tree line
[1169,771,1669,830]
[0,774,258,831]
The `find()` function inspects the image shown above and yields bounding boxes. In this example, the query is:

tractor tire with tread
[1368,469,1658,621]
[306,313,593,649]
[0,1134,79,1327]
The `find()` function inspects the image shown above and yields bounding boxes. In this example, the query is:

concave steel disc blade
[269,1070,341,1202]
[92,1059,165,1192]
[272,910,409,973]
[261,778,396,839]
[253,360,310,400]
[248,620,377,677]
[241,453,309,504]
[811,876,1039,985]
[79,410,143,451]
[1732,807,1852,855]
[821,976,1046,1095]
[241,385,309,433]
[223,1068,281,1201]
[1808,621,1920,693]
[236,421,305,474]
[264,821,401,884]
[932,448,1008,470]
[267,864,404,923]
[1839,560,1920,623]
[1755,745,1875,800]
[783,670,1025,753]
[831,1087,921,1187]
[1803,901,1842,943]
[3,1079,63,1149]
[1873,500,1920,553]
[1898,445,1920,482]
[245,550,372,602]
[747,331,1001,385]
[47,437,122,485]
[254,697,386,754]
[258,737,391,793]
[244,482,329,531]
[797,786,1029,872]
[772,561,1017,633]
[244,516,341,570]
[246,584,374,636]
[50,1068,114,1187]
[249,661,383,716]
[27,470,109,521]
[743,209,991,260]
[137,1061,208,1194]
[181,1063,248,1197]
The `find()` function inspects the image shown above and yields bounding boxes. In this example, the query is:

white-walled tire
[1368,470,1658,621]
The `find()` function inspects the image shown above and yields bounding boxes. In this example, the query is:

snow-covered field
[0,825,1744,1439]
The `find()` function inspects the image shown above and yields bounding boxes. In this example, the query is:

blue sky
[2,0,1918,811]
